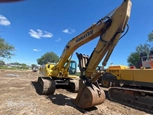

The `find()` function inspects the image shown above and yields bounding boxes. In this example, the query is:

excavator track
[108,87,153,114]
[69,79,79,93]
[38,77,56,95]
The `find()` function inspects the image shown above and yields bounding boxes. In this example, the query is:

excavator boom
[73,0,132,108]
[85,0,131,78]
[56,17,111,71]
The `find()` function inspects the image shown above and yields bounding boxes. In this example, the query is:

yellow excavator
[99,52,153,88]
[101,51,153,112]
[38,0,132,109]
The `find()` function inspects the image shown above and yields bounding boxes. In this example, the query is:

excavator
[102,50,153,112]
[38,0,132,109]
[99,51,153,88]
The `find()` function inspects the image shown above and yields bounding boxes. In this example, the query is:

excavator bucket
[72,79,105,108]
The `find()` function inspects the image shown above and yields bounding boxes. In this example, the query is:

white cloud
[29,29,53,39]
[62,28,75,34]
[0,15,10,26]
[55,38,61,42]
[63,29,69,33]
[43,31,53,38]
[33,49,41,52]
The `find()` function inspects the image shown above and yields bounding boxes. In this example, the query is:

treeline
[127,30,153,67]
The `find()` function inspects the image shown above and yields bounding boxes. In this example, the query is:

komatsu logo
[76,30,93,42]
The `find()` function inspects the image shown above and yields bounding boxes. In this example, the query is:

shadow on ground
[31,81,98,113]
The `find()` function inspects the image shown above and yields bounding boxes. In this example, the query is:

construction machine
[102,52,153,112]
[99,51,153,88]
[38,60,79,94]
[32,66,38,72]
[38,0,132,109]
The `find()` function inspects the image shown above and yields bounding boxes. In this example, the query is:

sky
[0,0,153,67]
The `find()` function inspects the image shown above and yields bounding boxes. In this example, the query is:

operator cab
[69,60,77,75]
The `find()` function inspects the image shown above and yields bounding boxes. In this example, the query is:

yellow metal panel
[107,65,129,70]
[119,69,153,83]
[120,70,133,81]
[106,65,130,80]
[133,69,153,83]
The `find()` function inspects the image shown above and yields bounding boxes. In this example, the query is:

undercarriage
[108,86,153,114]
[37,76,79,95]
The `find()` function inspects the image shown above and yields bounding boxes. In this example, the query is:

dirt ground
[0,70,151,115]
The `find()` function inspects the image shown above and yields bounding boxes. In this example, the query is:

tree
[0,60,5,65]
[148,30,153,42]
[127,52,140,68]
[136,43,151,55]
[37,52,59,65]
[31,64,38,69]
[127,30,153,67]
[21,63,27,66]
[0,38,15,59]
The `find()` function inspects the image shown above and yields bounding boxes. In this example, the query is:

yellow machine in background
[38,0,132,109]
[102,51,153,112]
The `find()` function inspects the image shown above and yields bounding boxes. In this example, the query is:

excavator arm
[81,0,131,80]
[73,0,132,108]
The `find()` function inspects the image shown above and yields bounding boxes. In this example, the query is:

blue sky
[0,0,153,67]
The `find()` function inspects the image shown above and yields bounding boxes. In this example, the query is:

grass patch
[0,65,29,70]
